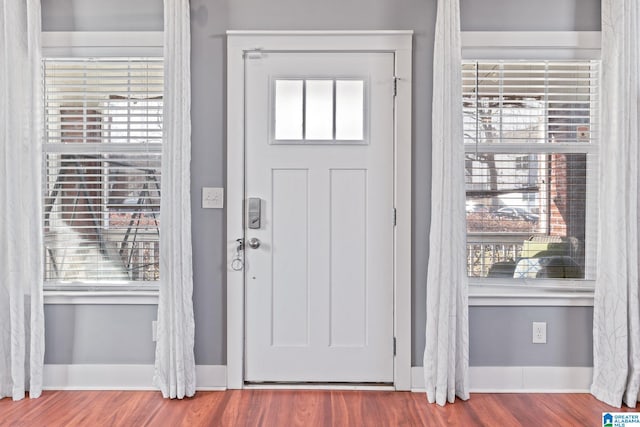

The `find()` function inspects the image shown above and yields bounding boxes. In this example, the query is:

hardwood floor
[0,390,636,426]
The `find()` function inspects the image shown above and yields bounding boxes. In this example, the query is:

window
[463,60,599,281]
[515,155,529,170]
[273,78,365,143]
[43,58,163,285]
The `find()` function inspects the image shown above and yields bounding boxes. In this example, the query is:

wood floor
[0,390,636,426]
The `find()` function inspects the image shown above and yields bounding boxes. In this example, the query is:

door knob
[247,237,261,249]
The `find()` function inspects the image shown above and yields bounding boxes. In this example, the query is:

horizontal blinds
[463,61,599,145]
[44,58,163,145]
[463,60,598,281]
[43,58,163,283]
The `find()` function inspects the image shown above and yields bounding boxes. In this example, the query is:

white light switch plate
[202,187,224,209]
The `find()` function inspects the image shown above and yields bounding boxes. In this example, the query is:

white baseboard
[42,364,592,393]
[43,364,227,391]
[195,365,227,391]
[411,366,593,393]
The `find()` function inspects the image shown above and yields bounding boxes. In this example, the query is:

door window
[273,78,366,144]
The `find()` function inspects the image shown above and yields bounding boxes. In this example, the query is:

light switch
[202,187,224,209]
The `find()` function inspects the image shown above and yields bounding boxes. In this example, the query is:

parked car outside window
[494,207,539,223]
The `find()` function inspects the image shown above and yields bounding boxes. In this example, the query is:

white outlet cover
[532,321,547,344]
[202,187,224,209]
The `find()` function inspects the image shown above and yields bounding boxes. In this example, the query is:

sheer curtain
[591,0,640,408]
[153,0,196,399]
[0,0,45,401]
[423,0,469,406]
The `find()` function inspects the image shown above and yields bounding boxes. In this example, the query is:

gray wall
[460,0,600,31]
[41,0,163,31]
[41,0,601,368]
[470,306,593,366]
[44,305,157,364]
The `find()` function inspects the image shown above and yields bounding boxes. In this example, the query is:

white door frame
[226,31,412,390]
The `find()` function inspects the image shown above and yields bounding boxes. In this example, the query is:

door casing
[226,31,413,390]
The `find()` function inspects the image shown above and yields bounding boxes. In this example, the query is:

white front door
[244,51,395,383]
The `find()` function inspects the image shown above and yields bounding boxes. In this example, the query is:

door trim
[226,31,412,390]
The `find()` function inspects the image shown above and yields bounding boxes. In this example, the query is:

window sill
[44,289,159,305]
[469,281,594,306]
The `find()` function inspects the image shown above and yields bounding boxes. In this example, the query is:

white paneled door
[244,51,395,383]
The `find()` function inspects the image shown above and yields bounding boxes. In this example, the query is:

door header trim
[227,30,414,36]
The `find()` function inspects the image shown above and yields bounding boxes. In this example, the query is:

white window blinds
[462,60,599,280]
[43,58,163,284]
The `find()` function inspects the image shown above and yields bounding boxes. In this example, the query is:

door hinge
[244,49,264,60]
[393,337,397,356]
[393,207,397,226]
[393,77,398,97]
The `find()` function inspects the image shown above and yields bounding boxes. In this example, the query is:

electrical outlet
[202,187,224,209]
[532,322,547,344]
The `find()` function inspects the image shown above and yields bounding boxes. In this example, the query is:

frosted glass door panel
[275,80,303,140]
[273,78,366,144]
[336,80,364,140]
[305,80,333,140]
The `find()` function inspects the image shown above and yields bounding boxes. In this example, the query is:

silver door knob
[247,237,261,249]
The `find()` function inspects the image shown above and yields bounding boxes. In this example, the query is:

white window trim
[44,290,159,305]
[462,31,601,60]
[226,31,412,390]
[41,31,163,57]
[463,31,600,306]
[469,283,595,307]
[41,31,163,302]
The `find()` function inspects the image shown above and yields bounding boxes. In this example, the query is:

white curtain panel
[0,0,45,401]
[592,0,640,408]
[423,0,470,406]
[153,0,196,399]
